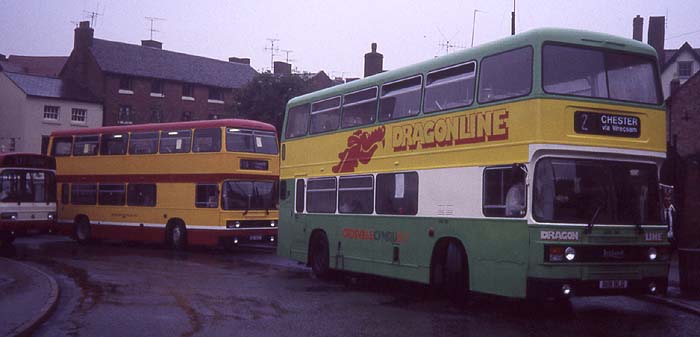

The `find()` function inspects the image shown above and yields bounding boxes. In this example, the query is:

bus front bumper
[526,276,667,299]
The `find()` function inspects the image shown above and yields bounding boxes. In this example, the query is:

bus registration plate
[249,235,263,241]
[599,280,628,289]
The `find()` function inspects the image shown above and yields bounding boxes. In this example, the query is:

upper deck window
[100,133,128,155]
[542,44,661,105]
[193,128,222,153]
[51,137,73,157]
[226,129,278,154]
[128,132,159,155]
[478,46,533,104]
[72,135,99,156]
[285,104,310,139]
[379,76,422,121]
[424,62,476,113]
[341,87,377,128]
[310,96,341,134]
[159,130,192,154]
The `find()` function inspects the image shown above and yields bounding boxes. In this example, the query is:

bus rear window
[478,46,533,103]
[542,44,661,105]
[285,104,310,139]
[160,130,192,154]
[129,132,159,155]
[379,76,422,121]
[73,135,99,156]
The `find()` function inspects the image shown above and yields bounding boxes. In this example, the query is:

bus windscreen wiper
[586,203,603,234]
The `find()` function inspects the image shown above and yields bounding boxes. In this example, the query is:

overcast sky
[2,0,699,78]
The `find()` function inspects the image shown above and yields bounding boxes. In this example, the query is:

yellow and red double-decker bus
[278,28,669,299]
[0,153,56,247]
[49,119,279,250]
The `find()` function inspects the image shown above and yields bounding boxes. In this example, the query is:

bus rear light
[548,246,564,262]
[1,212,18,220]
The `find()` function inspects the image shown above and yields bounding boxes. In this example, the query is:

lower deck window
[376,172,418,215]
[99,184,126,205]
[483,166,526,217]
[338,175,373,214]
[71,184,97,205]
[195,184,219,208]
[306,178,337,213]
[127,184,156,206]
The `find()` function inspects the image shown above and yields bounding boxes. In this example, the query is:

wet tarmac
[9,235,700,337]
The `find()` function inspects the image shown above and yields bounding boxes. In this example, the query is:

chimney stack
[364,43,383,77]
[229,57,251,65]
[633,15,644,42]
[141,40,163,49]
[274,61,292,75]
[74,21,94,50]
[648,16,665,66]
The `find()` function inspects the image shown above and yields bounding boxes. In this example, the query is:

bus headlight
[1,212,18,220]
[648,247,658,261]
[565,247,576,261]
[270,221,276,227]
[47,212,56,220]
[235,221,241,228]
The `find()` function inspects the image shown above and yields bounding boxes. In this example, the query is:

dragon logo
[332,126,386,173]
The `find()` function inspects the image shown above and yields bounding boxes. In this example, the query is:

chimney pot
[633,15,644,42]
[74,21,94,50]
[274,61,292,75]
[364,43,383,77]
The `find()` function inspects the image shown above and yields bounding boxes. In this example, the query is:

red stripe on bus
[56,173,278,183]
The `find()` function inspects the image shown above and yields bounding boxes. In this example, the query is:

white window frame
[71,108,87,124]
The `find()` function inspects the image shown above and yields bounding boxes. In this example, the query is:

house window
[150,110,163,123]
[151,80,164,96]
[678,61,693,78]
[182,83,194,97]
[71,108,87,123]
[43,105,59,120]
[181,111,192,121]
[208,87,223,101]
[119,77,133,91]
[118,105,134,125]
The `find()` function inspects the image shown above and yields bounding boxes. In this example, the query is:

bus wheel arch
[74,214,92,244]
[166,218,188,251]
[430,237,470,299]
[308,229,331,279]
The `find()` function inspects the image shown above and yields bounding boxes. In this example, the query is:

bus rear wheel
[310,232,331,279]
[431,240,469,300]
[168,222,187,251]
[75,218,92,244]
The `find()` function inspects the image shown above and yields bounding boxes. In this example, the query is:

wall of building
[101,74,235,126]
[0,72,26,152]
[668,72,700,157]
[660,50,700,99]
[0,72,103,154]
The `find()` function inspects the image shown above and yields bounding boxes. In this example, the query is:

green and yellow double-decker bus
[277,28,669,299]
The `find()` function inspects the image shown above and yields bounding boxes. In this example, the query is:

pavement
[0,245,698,337]
[0,257,59,337]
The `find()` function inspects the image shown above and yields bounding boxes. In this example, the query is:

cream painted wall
[661,50,700,99]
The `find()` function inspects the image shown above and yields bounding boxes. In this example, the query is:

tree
[231,72,310,135]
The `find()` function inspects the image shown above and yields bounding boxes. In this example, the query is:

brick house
[60,21,258,126]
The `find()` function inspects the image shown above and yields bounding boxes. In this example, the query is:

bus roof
[50,119,276,137]
[287,27,658,107]
[0,153,56,170]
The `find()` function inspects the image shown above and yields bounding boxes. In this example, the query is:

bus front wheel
[310,232,331,279]
[75,218,92,244]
